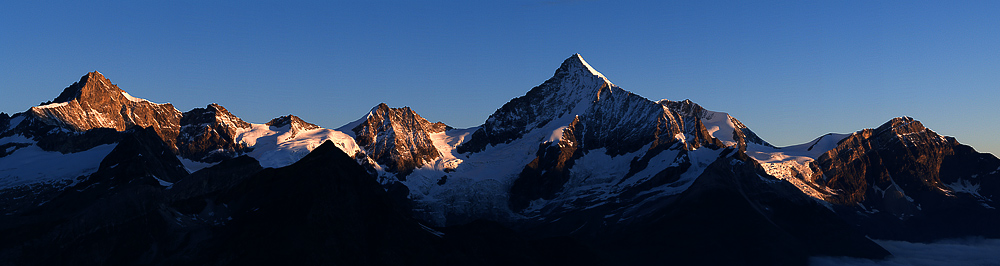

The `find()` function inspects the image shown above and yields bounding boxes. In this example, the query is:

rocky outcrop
[26,72,183,149]
[660,99,772,150]
[577,83,686,155]
[177,103,253,162]
[509,117,583,211]
[0,113,9,133]
[265,114,320,138]
[804,117,1000,240]
[350,103,443,174]
[812,117,957,204]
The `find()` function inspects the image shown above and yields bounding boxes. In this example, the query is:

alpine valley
[1,55,997,265]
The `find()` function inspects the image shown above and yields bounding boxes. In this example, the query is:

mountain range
[1,54,997,265]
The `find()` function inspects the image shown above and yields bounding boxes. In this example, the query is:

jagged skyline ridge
[2,52,998,265]
[2,1,998,155]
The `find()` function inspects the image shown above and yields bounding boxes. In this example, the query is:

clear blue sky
[2,1,999,155]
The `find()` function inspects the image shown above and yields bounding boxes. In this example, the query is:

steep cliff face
[811,117,956,205]
[0,113,9,133]
[26,72,182,149]
[508,117,583,211]
[459,54,690,155]
[749,116,1000,241]
[659,99,771,150]
[576,83,686,155]
[177,104,253,162]
[348,103,444,174]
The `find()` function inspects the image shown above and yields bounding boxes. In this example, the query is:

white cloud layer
[811,237,1000,266]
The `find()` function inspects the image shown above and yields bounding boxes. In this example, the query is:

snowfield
[0,142,117,190]
[236,123,361,168]
[745,133,851,199]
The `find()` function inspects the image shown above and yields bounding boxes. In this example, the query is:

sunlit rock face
[177,103,253,162]
[795,117,1000,241]
[27,71,183,149]
[659,99,772,151]
[350,103,445,174]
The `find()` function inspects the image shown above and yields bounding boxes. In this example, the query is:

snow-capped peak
[568,53,607,80]
[335,103,389,138]
[557,53,612,87]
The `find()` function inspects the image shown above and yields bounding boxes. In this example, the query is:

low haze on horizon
[2,1,998,155]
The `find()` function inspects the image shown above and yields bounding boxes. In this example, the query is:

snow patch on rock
[946,179,987,201]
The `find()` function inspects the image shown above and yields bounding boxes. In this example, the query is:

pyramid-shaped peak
[86,71,106,79]
[557,53,607,81]
[50,71,122,104]
[372,102,392,112]
[337,103,422,136]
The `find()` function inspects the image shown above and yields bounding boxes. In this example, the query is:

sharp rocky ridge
[177,103,252,162]
[1,54,999,265]
[339,103,449,176]
[747,116,1000,241]
[26,71,184,149]
[2,71,364,169]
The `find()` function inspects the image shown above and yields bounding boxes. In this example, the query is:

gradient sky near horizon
[2,1,999,155]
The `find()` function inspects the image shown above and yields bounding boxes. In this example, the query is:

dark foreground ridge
[0,140,607,265]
